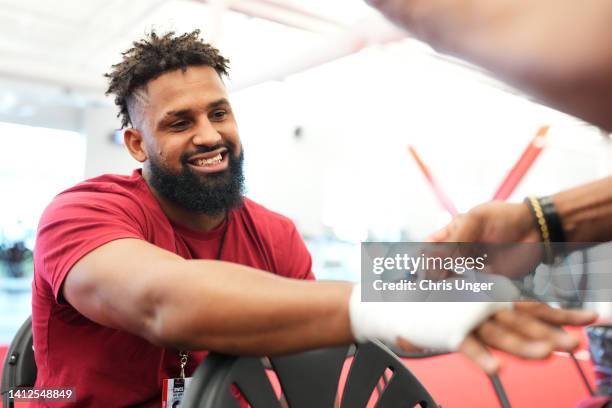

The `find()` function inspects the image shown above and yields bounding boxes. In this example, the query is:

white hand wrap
[348,283,513,350]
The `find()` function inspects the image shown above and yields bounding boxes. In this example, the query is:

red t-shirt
[32,169,314,407]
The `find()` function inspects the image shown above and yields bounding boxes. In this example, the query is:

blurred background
[0,0,611,343]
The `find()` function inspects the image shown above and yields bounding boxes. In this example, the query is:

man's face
[132,65,244,214]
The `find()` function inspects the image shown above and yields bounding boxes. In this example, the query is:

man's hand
[397,302,597,374]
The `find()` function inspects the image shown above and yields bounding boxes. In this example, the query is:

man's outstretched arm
[63,238,353,355]
[366,0,612,131]
[63,238,596,373]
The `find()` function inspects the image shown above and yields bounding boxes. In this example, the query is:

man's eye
[210,110,227,121]
[170,120,189,129]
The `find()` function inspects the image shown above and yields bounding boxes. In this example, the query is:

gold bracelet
[527,196,554,264]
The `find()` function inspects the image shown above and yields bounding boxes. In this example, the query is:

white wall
[231,44,612,242]
[0,105,81,132]
[82,106,139,179]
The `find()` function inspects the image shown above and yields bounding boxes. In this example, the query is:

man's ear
[124,128,147,162]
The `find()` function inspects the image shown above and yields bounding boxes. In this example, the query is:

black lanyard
[173,211,230,261]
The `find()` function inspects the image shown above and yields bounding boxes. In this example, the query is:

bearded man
[31,30,595,407]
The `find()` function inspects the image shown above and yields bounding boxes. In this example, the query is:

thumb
[426,225,450,242]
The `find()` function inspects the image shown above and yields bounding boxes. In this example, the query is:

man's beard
[148,144,245,215]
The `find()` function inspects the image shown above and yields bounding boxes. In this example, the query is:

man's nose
[191,118,223,146]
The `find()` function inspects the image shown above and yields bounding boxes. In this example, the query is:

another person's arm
[554,176,612,242]
[429,176,612,279]
[366,0,612,131]
[431,176,612,245]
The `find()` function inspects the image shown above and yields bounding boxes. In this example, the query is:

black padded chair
[183,341,439,408]
[1,316,37,408]
[390,346,512,408]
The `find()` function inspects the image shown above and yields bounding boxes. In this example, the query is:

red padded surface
[402,326,595,408]
[0,344,6,375]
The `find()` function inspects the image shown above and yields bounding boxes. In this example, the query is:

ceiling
[0,0,563,125]
[0,0,396,100]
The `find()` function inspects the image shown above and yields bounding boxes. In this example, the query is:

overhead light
[0,92,18,113]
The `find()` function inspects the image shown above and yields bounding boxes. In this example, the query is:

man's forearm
[151,260,354,355]
[552,176,612,242]
[367,0,612,131]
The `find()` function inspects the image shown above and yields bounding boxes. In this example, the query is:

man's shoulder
[61,170,145,197]
[236,198,313,279]
[42,170,149,217]
[237,197,298,233]
[48,170,146,205]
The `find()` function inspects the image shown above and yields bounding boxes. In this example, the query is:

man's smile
[186,147,229,173]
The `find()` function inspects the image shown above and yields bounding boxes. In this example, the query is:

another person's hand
[397,302,597,374]
[429,201,539,244]
[428,201,544,278]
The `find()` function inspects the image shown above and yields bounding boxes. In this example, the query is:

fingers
[426,214,466,242]
[475,319,553,359]
[459,334,500,374]
[396,332,501,377]
[427,212,483,244]
[435,213,483,243]
[396,336,423,353]
[449,214,484,242]
[494,308,579,351]
[513,302,598,326]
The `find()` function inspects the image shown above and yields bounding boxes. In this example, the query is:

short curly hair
[105,30,230,128]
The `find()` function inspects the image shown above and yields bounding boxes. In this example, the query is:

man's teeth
[194,154,222,166]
